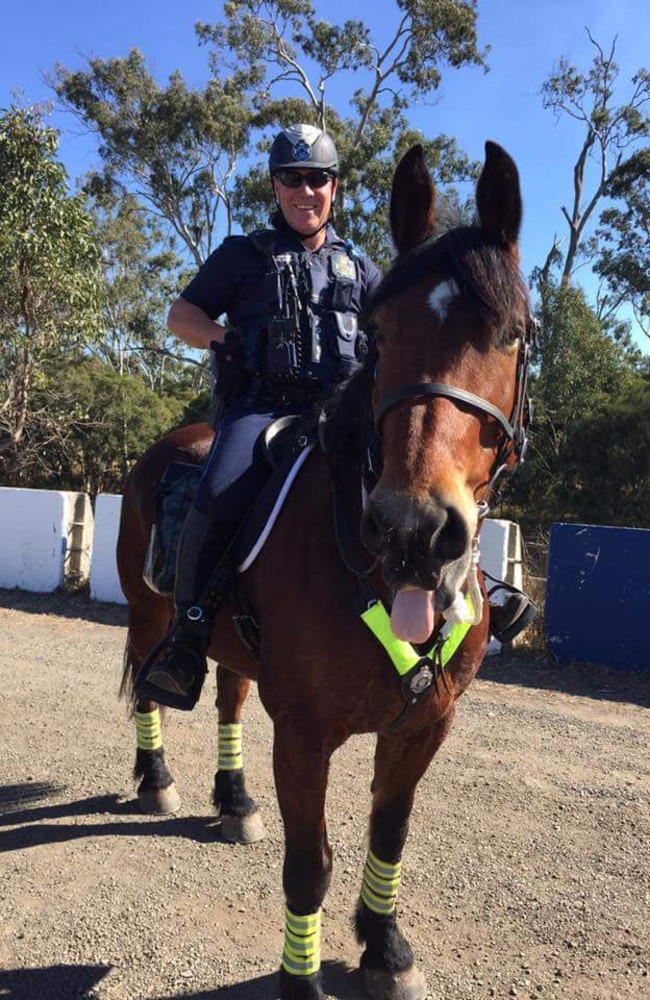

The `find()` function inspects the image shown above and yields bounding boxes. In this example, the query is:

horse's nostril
[360,506,383,555]
[434,505,469,562]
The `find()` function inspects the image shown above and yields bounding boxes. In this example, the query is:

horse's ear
[390,144,436,253]
[476,141,522,248]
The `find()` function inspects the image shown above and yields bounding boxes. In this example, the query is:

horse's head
[360,141,533,641]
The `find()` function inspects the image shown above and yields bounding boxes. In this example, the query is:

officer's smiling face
[273,171,338,240]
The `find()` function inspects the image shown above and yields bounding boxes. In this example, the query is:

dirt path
[0,590,648,1000]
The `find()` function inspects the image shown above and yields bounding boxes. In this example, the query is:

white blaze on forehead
[428,279,460,321]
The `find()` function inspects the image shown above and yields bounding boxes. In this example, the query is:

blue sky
[2,0,648,346]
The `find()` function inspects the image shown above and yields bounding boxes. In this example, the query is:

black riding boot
[488,581,538,644]
[135,507,230,711]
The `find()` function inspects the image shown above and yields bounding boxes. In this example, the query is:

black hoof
[279,967,324,1000]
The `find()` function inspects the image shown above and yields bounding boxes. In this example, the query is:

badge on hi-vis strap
[332,254,356,280]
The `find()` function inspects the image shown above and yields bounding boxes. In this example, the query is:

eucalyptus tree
[198,0,485,262]
[595,148,650,337]
[0,105,103,458]
[88,186,204,395]
[54,50,255,265]
[54,1,485,268]
[538,32,649,292]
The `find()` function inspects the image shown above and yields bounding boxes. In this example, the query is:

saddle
[143,415,314,598]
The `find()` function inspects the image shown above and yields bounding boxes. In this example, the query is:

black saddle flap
[143,461,203,596]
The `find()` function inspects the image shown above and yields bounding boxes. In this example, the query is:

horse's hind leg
[213,667,265,844]
[355,714,454,1000]
[133,698,181,815]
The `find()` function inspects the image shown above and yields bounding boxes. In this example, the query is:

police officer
[136,124,383,710]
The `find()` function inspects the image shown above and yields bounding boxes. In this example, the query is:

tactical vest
[241,229,364,388]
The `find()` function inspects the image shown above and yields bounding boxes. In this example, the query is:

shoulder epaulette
[249,229,279,259]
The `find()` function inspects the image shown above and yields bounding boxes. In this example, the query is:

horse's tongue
[391,588,435,644]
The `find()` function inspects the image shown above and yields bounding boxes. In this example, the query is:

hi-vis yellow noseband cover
[281,907,321,977]
[135,709,162,751]
[360,594,474,675]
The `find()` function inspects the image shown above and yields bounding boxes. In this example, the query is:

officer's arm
[167,296,227,351]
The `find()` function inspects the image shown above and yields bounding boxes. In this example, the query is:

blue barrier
[546,523,650,672]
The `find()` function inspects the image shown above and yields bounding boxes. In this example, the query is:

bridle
[370,313,537,509]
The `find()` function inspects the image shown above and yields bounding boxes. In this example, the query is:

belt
[254,378,321,406]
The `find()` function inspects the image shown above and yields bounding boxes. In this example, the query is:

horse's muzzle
[360,488,471,595]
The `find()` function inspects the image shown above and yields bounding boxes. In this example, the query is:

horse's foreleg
[124,613,181,815]
[356,714,455,1000]
[273,724,333,1000]
[213,667,265,844]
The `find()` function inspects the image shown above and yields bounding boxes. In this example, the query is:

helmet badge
[292,140,311,161]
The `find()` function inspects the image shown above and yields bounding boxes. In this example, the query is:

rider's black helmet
[269,124,339,176]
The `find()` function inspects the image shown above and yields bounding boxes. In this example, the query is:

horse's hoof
[221,810,266,844]
[363,965,427,1000]
[138,782,181,815]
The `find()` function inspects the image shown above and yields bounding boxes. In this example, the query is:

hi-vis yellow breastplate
[360,594,474,730]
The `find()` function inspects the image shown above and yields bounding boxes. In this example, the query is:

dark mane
[362,226,529,349]
[318,356,375,470]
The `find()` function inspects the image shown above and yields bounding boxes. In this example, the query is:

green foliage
[54,50,254,264]
[55,2,484,269]
[1,358,191,494]
[88,189,206,395]
[596,147,650,334]
[506,285,643,532]
[558,379,650,527]
[0,105,103,453]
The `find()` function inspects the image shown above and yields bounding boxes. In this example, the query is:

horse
[117,140,533,1000]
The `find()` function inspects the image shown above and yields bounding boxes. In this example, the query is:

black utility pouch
[211,336,251,406]
[328,311,358,361]
[330,280,354,312]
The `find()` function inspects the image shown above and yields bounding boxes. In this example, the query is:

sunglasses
[274,169,334,189]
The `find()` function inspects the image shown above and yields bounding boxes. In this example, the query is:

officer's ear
[330,177,338,203]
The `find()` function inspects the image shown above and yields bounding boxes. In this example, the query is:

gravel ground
[0,588,648,1000]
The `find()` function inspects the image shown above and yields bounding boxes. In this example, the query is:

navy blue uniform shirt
[180,224,382,332]
[182,224,382,521]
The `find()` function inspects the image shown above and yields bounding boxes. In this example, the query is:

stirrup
[135,627,208,711]
[489,589,538,644]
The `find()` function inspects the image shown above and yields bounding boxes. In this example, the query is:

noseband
[371,314,537,503]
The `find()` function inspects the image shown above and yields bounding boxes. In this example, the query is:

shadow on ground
[148,961,365,1000]
[481,646,650,709]
[0,964,111,999]
[0,587,127,627]
[0,959,362,1000]
[0,783,232,853]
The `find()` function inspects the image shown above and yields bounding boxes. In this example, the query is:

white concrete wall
[89,494,126,604]
[480,519,522,654]
[0,488,76,592]
[0,489,522,629]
